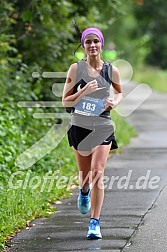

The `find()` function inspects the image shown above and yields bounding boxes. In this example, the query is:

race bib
[74,96,105,116]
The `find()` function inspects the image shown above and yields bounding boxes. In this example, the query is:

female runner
[62,27,123,239]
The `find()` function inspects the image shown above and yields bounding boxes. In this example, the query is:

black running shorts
[67,124,118,151]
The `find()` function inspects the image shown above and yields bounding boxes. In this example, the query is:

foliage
[108,0,167,69]
[0,100,78,249]
[132,0,167,69]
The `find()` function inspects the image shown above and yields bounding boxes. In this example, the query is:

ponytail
[72,19,82,56]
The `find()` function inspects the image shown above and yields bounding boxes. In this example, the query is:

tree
[1,0,122,101]
[133,0,167,69]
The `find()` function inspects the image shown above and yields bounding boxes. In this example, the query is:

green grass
[111,110,137,149]
[133,65,167,93]
[0,136,77,250]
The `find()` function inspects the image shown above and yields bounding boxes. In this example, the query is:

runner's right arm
[62,63,98,108]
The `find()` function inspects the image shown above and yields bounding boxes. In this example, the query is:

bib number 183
[82,102,96,111]
[74,96,104,116]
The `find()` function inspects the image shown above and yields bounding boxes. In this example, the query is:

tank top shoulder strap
[76,60,86,82]
[101,61,112,85]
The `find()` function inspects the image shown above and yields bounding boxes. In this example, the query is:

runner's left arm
[105,66,123,110]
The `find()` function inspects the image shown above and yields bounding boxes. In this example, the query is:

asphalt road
[7,82,167,252]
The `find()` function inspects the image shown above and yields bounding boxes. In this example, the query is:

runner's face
[83,34,102,56]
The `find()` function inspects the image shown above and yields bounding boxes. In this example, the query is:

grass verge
[0,136,77,250]
[133,65,167,93]
[111,110,137,150]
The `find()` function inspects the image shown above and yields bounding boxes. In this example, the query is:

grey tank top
[71,60,113,127]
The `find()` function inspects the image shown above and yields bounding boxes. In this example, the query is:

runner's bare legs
[91,144,111,219]
[73,144,111,218]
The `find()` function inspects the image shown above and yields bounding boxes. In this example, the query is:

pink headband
[81,27,104,48]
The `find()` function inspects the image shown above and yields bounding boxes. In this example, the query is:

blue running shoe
[87,218,102,239]
[77,189,91,214]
